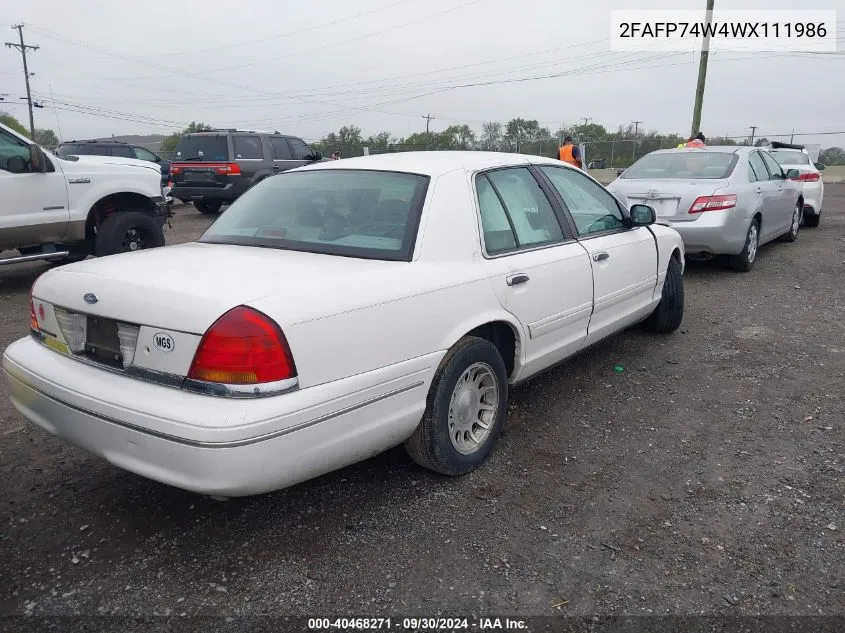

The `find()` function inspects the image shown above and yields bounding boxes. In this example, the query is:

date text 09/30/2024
[307,617,528,630]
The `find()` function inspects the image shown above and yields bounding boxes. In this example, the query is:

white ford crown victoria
[3,152,685,497]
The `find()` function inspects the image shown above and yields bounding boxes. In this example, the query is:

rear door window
[270,137,293,160]
[233,136,264,160]
[748,152,768,182]
[480,168,564,250]
[622,152,738,179]
[760,151,784,180]
[111,145,134,158]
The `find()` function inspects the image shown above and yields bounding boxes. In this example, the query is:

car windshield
[621,152,738,179]
[769,150,809,165]
[200,169,430,261]
[173,135,229,162]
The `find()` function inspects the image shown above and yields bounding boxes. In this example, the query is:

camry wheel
[194,200,222,215]
[779,202,801,242]
[729,219,759,272]
[405,336,508,476]
[644,256,684,333]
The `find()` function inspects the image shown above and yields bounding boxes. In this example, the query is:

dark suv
[55,139,169,185]
[169,130,324,214]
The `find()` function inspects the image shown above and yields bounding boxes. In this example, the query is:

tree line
[3,110,844,167]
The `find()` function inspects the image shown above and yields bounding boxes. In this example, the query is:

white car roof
[300,150,566,177]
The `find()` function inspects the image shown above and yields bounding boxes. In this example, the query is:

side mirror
[785,168,800,180]
[630,204,656,226]
[29,144,48,173]
[814,162,825,171]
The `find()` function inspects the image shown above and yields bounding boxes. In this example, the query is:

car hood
[56,153,161,175]
[32,243,424,334]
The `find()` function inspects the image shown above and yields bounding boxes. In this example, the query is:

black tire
[95,212,165,257]
[194,200,222,215]
[804,212,820,228]
[729,218,760,272]
[778,201,801,242]
[404,336,508,476]
[643,256,684,333]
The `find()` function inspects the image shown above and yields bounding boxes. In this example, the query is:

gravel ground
[1,190,843,626]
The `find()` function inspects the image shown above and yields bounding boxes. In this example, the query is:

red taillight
[170,163,241,176]
[29,294,39,332]
[214,163,241,176]
[791,172,820,182]
[689,194,737,214]
[188,306,296,385]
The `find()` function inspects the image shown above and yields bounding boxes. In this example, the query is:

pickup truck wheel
[644,256,684,333]
[194,200,222,214]
[95,212,165,257]
[404,336,508,476]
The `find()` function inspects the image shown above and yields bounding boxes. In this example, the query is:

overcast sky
[2,0,843,146]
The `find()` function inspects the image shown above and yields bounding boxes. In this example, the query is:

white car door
[536,165,657,346]
[0,128,69,250]
[475,167,594,378]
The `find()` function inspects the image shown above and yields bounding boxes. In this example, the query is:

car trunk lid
[610,178,729,223]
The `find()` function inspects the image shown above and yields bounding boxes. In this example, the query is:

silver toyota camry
[607,146,804,271]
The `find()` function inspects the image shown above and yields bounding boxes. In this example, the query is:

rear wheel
[194,200,222,215]
[404,336,508,476]
[729,219,759,272]
[778,201,801,242]
[95,212,165,257]
[804,211,821,228]
[643,256,684,333]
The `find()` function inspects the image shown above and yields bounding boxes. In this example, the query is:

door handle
[756,187,763,194]
[506,273,529,286]
[273,164,281,170]
[593,252,610,262]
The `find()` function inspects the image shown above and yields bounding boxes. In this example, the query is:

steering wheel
[584,214,620,233]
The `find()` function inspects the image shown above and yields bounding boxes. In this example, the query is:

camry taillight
[188,306,296,385]
[791,172,820,182]
[689,194,737,214]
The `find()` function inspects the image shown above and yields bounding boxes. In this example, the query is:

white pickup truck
[0,122,170,267]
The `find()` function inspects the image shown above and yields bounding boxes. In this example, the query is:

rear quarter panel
[250,168,526,390]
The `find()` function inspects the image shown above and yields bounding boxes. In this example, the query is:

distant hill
[63,134,169,152]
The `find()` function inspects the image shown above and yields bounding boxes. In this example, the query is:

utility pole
[6,24,39,139]
[690,0,715,138]
[581,117,591,126]
[631,120,642,161]
[749,126,757,146]
[790,128,794,143]
[422,113,435,134]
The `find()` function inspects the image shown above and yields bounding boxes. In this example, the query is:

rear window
[622,152,738,179]
[768,150,809,165]
[200,169,430,261]
[174,134,229,162]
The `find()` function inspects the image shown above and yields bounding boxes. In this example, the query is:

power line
[5,24,39,138]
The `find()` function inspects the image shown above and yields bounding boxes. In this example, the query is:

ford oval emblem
[83,293,98,304]
[152,332,175,353]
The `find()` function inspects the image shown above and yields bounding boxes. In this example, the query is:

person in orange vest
[558,136,583,168]
[686,132,706,147]
[677,132,706,148]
